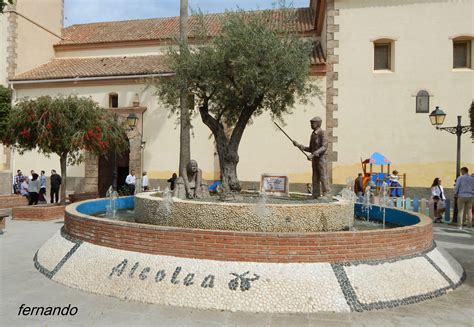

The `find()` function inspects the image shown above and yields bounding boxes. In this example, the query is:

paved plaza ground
[0,213,473,326]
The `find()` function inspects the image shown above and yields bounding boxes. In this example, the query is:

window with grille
[453,41,471,68]
[374,43,391,70]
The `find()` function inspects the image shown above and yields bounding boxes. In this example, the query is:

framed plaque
[260,174,289,196]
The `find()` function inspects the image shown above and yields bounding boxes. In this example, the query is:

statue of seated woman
[173,160,209,199]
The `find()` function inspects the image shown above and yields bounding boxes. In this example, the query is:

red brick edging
[0,195,28,209]
[64,208,433,263]
[13,205,66,221]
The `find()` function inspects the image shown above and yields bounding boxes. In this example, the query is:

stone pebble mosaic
[34,228,465,313]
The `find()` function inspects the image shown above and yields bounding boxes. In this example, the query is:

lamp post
[429,106,471,221]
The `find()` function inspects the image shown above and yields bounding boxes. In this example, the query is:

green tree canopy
[154,8,319,196]
[2,95,129,202]
[0,0,14,13]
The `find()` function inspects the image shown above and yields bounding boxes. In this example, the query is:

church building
[1,0,472,195]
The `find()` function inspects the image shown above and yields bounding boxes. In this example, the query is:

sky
[64,0,309,26]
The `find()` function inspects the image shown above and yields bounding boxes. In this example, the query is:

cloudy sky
[64,0,309,26]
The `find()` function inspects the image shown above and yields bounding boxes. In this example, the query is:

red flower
[46,122,53,130]
[20,128,30,138]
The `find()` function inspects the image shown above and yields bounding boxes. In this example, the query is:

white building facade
[1,0,472,195]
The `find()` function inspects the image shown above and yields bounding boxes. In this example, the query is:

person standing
[142,171,149,191]
[454,167,474,229]
[125,170,136,194]
[431,177,446,222]
[354,173,364,196]
[28,173,41,205]
[167,173,178,191]
[38,170,47,203]
[28,170,35,181]
[293,116,331,199]
[50,170,62,204]
[14,170,24,194]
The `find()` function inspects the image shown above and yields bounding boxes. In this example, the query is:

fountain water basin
[134,192,354,232]
[32,195,465,314]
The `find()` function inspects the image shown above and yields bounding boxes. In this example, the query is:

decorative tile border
[33,229,465,313]
[331,246,465,312]
[33,227,82,279]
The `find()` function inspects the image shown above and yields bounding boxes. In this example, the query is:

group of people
[431,167,473,228]
[125,170,151,194]
[124,170,178,194]
[13,169,62,205]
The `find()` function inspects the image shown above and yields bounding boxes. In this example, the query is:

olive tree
[154,9,319,196]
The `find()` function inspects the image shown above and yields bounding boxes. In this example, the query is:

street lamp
[429,106,471,221]
[126,112,138,130]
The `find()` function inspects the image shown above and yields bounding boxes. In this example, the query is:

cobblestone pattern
[134,193,354,232]
[34,230,464,313]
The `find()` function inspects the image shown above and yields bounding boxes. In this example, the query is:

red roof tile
[58,8,316,46]
[11,55,171,81]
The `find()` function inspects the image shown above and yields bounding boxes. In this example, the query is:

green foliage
[470,101,474,140]
[118,185,131,196]
[0,85,12,140]
[0,0,14,13]
[153,7,320,191]
[154,8,318,128]
[1,95,129,165]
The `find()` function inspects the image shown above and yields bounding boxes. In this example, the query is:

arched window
[109,92,118,108]
[416,90,430,113]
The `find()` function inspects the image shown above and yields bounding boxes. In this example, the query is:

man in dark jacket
[50,170,62,203]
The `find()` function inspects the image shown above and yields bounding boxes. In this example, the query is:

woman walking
[431,177,446,223]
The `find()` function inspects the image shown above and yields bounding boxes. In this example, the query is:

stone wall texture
[134,194,354,232]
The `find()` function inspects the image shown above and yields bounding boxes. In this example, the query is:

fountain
[104,186,118,219]
[361,185,372,222]
[34,119,465,314]
[380,181,389,229]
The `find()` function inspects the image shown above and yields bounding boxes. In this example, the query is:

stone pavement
[0,214,473,326]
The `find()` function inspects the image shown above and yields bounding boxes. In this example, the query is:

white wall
[15,77,326,185]
[333,0,474,186]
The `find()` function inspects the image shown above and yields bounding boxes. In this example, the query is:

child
[432,195,445,223]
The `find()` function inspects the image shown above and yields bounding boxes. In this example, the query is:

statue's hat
[310,116,322,122]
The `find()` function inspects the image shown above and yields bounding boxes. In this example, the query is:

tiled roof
[57,8,315,46]
[11,55,171,81]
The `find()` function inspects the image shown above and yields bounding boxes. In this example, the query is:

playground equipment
[361,152,406,197]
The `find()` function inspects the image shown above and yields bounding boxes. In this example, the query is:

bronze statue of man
[293,116,331,198]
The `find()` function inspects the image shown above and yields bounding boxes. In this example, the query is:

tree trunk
[220,150,241,192]
[178,0,190,176]
[60,153,67,204]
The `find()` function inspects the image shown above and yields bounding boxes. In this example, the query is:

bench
[69,192,100,203]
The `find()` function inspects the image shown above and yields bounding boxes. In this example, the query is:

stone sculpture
[174,160,209,199]
[293,116,331,199]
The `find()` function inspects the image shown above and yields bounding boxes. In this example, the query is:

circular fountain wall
[32,196,465,314]
[134,193,354,232]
